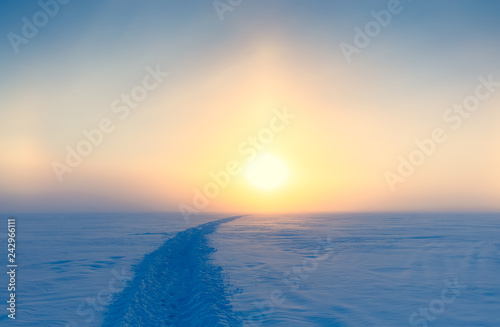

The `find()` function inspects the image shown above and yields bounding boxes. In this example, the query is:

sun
[244,153,289,190]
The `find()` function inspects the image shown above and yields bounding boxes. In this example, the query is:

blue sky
[1,1,499,212]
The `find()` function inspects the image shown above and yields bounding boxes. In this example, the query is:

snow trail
[103,216,245,327]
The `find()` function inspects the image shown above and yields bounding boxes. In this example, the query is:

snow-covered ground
[0,213,221,326]
[1,213,499,326]
[213,213,500,326]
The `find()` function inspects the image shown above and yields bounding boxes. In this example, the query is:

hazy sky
[1,0,499,213]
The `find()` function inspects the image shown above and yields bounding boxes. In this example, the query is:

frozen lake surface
[1,213,499,326]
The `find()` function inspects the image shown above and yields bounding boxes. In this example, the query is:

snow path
[103,215,246,327]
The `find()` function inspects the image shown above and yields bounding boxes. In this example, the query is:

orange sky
[1,1,499,213]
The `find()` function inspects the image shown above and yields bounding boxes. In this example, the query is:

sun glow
[244,153,289,190]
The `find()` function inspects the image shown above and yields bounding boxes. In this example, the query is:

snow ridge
[103,216,244,327]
